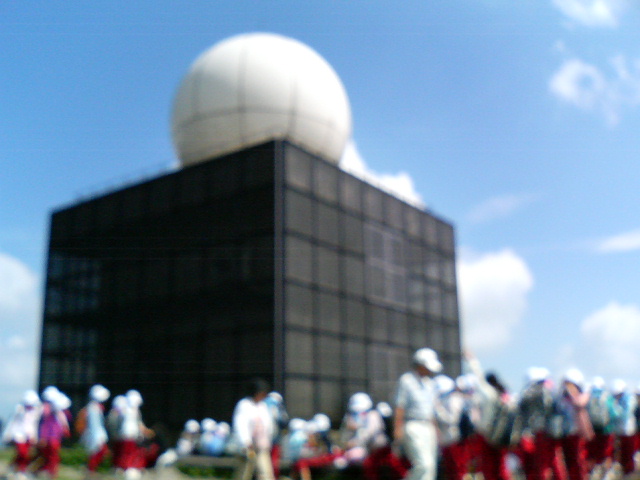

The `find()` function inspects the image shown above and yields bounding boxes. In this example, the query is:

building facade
[39,141,461,427]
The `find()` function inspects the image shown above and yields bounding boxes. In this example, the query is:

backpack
[488,400,521,447]
[587,393,610,434]
[74,407,88,436]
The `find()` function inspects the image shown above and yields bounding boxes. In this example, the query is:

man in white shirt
[232,378,275,480]
[393,348,442,480]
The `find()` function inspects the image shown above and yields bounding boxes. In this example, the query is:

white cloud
[0,252,41,416]
[457,249,534,354]
[339,140,425,208]
[551,0,623,27]
[467,193,537,224]
[595,228,640,253]
[578,302,640,380]
[550,55,640,125]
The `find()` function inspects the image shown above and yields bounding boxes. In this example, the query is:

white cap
[90,384,110,403]
[456,374,476,393]
[376,402,392,418]
[42,386,60,403]
[563,368,585,390]
[413,348,442,373]
[112,395,128,411]
[288,418,307,432]
[434,375,455,394]
[348,392,373,413]
[201,418,217,432]
[611,379,627,396]
[126,389,143,407]
[590,376,606,391]
[311,413,331,432]
[184,419,200,433]
[54,392,71,411]
[268,392,283,404]
[526,367,550,385]
[22,390,40,407]
[217,422,230,436]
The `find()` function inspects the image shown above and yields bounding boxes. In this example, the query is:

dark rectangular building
[39,141,461,427]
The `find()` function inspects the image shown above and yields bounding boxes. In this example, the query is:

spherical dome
[171,32,352,166]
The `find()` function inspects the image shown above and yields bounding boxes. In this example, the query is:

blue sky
[2,0,640,417]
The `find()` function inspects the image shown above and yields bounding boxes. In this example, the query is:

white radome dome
[171,32,352,166]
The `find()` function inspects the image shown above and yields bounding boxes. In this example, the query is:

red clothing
[560,434,587,480]
[441,441,471,480]
[477,435,511,480]
[88,443,110,472]
[586,433,614,466]
[362,446,410,480]
[13,441,33,472]
[38,439,62,478]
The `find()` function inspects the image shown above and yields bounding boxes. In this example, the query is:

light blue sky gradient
[2,0,640,417]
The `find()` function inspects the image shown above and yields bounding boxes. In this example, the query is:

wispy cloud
[339,140,425,208]
[457,249,534,354]
[467,193,538,224]
[594,228,640,253]
[549,55,640,125]
[551,0,624,28]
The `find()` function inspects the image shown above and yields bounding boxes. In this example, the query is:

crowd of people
[3,348,640,480]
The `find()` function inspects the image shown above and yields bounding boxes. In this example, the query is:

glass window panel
[148,177,175,216]
[286,378,315,419]
[317,204,339,246]
[364,187,383,222]
[175,252,202,292]
[318,335,342,377]
[408,315,428,349]
[370,307,389,342]
[406,242,422,276]
[344,340,366,380]
[116,184,144,221]
[285,191,314,237]
[426,284,442,317]
[445,325,461,354]
[318,381,342,421]
[424,251,440,280]
[243,149,274,188]
[342,256,364,297]
[144,257,170,297]
[285,145,312,191]
[285,284,313,328]
[442,258,456,286]
[426,322,444,350]
[389,272,406,306]
[443,291,458,322]
[385,196,403,230]
[316,246,339,291]
[439,222,455,253]
[240,330,273,375]
[423,216,438,247]
[407,277,425,313]
[314,161,338,204]
[341,214,364,254]
[286,330,314,375]
[405,207,421,238]
[209,158,241,197]
[389,311,408,346]
[340,174,362,212]
[368,265,385,299]
[345,300,366,338]
[286,236,313,284]
[316,291,340,334]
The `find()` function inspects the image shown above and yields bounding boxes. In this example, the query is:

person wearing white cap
[609,379,637,476]
[231,378,275,480]
[393,347,442,480]
[80,384,111,473]
[264,391,289,479]
[37,386,71,478]
[516,367,556,480]
[556,368,594,480]
[339,392,386,465]
[119,389,148,476]
[2,390,42,475]
[585,377,616,480]
[176,419,201,456]
[106,394,128,470]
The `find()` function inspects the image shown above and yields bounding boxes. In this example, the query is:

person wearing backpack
[585,377,616,480]
[556,369,594,480]
[81,384,111,474]
[465,352,514,480]
[609,379,637,476]
[2,390,42,476]
[516,367,557,480]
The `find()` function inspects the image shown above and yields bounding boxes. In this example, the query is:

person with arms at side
[393,347,442,480]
